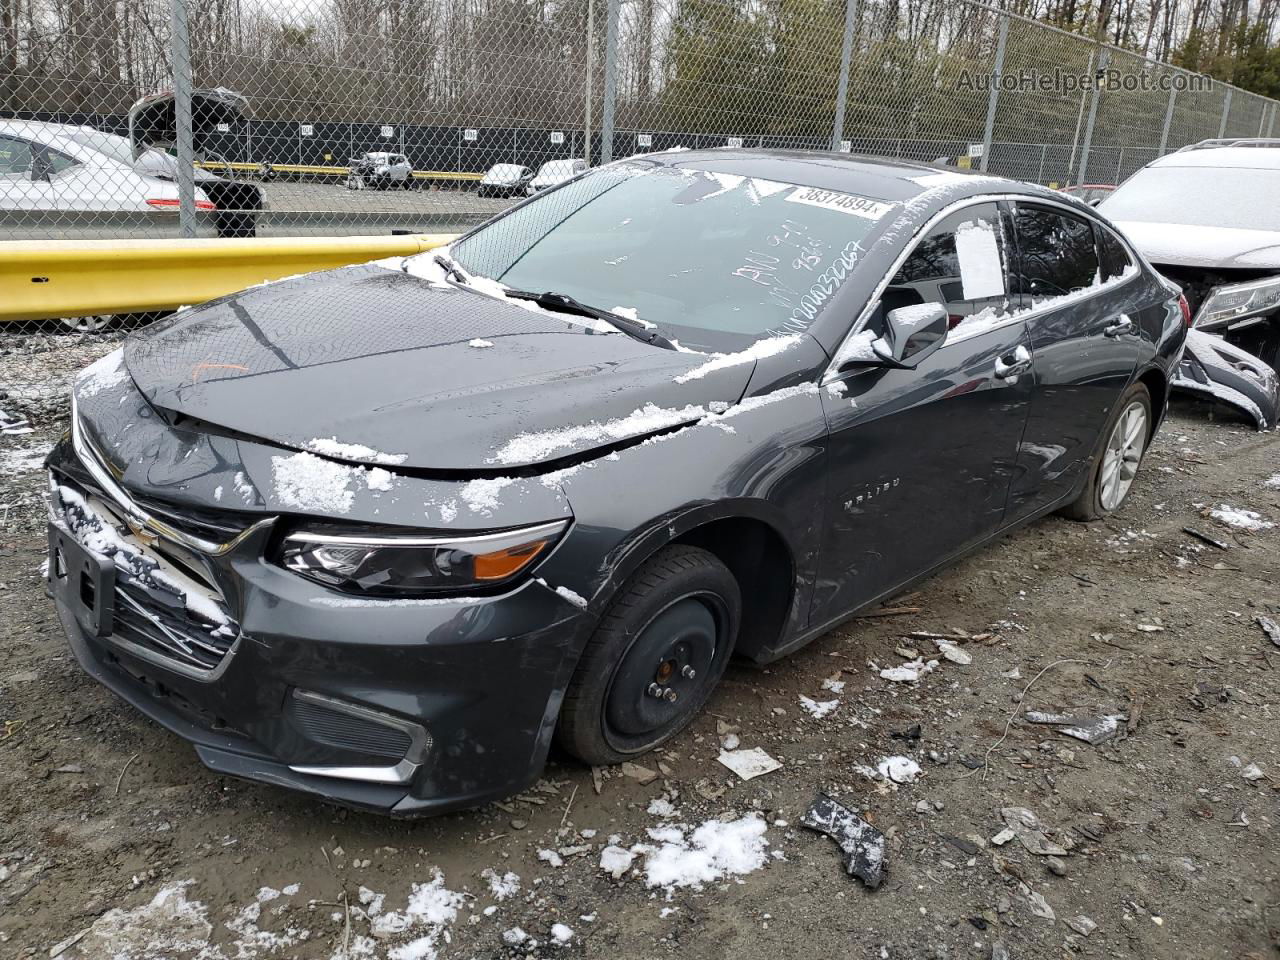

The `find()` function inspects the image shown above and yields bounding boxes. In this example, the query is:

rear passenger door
[1003,201,1143,520]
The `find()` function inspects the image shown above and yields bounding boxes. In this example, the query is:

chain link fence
[2,0,1277,241]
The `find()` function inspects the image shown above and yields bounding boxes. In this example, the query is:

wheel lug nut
[647,683,663,698]
[664,689,678,702]
[682,665,696,679]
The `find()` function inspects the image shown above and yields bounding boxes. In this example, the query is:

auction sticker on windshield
[785,187,895,220]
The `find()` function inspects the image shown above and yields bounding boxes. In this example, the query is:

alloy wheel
[1099,400,1147,511]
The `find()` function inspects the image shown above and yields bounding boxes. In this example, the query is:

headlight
[277,520,567,596]
[1195,276,1280,330]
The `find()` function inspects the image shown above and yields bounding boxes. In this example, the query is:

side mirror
[870,303,949,369]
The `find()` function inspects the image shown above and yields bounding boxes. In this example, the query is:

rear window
[453,163,897,348]
[1010,204,1099,297]
[1100,165,1280,230]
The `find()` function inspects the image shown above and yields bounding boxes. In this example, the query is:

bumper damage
[1171,329,1280,430]
[44,383,595,815]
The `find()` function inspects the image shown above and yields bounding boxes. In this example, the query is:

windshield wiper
[433,252,471,284]
[503,288,676,349]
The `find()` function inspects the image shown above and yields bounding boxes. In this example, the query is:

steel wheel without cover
[1099,400,1147,511]
[603,594,726,753]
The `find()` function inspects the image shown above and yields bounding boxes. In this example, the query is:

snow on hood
[122,263,757,472]
[1112,220,1280,270]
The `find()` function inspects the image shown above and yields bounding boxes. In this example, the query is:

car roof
[1147,146,1280,170]
[0,118,124,167]
[638,147,1032,203]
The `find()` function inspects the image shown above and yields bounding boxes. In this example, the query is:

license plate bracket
[47,522,115,638]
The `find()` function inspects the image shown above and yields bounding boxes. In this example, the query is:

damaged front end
[1171,329,1280,430]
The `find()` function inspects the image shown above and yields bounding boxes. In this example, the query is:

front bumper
[46,447,593,816]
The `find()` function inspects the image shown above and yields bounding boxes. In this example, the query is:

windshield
[1101,165,1280,230]
[452,161,895,348]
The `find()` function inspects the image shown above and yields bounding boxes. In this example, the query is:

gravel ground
[1,328,1278,960]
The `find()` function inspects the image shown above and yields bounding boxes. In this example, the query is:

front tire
[1061,382,1152,521]
[556,545,740,765]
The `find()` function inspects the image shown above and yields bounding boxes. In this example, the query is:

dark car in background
[47,151,1185,815]
[1100,147,1280,371]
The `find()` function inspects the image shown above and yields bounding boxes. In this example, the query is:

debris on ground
[878,657,938,682]
[999,807,1067,857]
[1182,526,1231,550]
[800,795,886,889]
[876,755,922,784]
[620,762,658,785]
[1067,914,1097,936]
[933,639,972,664]
[717,746,782,781]
[1256,615,1280,648]
[1024,710,1127,745]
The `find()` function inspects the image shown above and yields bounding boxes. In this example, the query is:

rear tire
[556,545,740,765]
[1060,382,1152,521]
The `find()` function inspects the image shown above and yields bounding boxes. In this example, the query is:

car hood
[1111,220,1280,270]
[123,263,755,472]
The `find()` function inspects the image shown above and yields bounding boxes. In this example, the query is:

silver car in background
[528,158,587,194]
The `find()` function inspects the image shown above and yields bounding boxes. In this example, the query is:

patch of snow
[468,338,494,348]
[647,797,677,817]
[550,923,574,945]
[1263,473,1280,489]
[635,815,770,889]
[304,437,408,466]
[481,869,520,901]
[798,695,839,719]
[599,845,635,879]
[312,595,484,608]
[674,334,801,383]
[821,677,846,694]
[831,328,881,367]
[271,451,365,513]
[368,870,463,953]
[0,442,51,474]
[75,348,128,398]
[1210,504,1274,531]
[538,849,564,868]
[535,578,588,608]
[458,477,517,515]
[502,927,528,945]
[366,468,394,492]
[491,402,706,464]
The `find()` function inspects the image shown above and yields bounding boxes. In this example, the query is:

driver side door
[811,200,1036,621]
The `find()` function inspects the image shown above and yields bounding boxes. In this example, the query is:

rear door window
[1096,225,1132,282]
[1009,204,1100,299]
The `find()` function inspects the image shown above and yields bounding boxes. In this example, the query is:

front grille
[52,475,240,674]
[113,582,237,673]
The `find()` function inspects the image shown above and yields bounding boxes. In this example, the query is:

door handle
[994,345,1033,380]
[1104,315,1135,337]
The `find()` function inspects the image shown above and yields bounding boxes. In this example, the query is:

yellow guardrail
[195,160,484,181]
[0,234,453,324]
